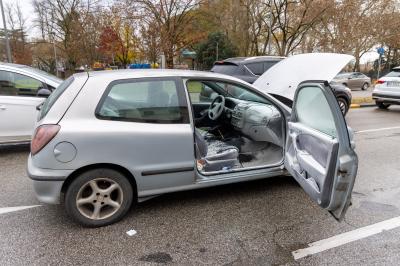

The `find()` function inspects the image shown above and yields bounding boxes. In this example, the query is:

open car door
[285,81,358,220]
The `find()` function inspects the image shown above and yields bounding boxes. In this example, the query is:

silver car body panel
[0,63,62,144]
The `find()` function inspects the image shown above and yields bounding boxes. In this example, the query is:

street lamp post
[0,0,12,63]
[51,32,59,77]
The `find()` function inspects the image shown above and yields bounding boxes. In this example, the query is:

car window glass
[263,61,279,72]
[97,78,188,124]
[245,63,264,75]
[39,76,73,121]
[385,71,400,77]
[187,81,217,103]
[295,86,337,137]
[210,64,238,75]
[0,70,44,97]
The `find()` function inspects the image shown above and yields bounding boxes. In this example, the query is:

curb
[350,103,375,109]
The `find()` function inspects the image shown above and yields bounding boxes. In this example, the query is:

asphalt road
[1,106,400,265]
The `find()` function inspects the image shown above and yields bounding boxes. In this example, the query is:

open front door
[285,81,358,221]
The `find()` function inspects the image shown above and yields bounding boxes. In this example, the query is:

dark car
[211,56,352,115]
[211,56,285,84]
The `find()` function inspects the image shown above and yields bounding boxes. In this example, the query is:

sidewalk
[350,86,375,108]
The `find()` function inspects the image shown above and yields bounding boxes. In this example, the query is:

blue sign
[377,47,385,55]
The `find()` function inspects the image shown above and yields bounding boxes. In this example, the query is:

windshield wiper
[36,102,44,111]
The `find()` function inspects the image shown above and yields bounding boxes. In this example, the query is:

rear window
[38,76,74,121]
[211,64,238,75]
[385,70,400,77]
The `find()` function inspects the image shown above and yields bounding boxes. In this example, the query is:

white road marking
[126,229,137,236]
[0,205,41,215]
[356,126,400,134]
[292,216,400,260]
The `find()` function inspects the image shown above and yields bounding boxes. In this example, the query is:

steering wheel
[208,95,225,120]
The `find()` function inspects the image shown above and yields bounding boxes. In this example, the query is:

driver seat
[194,129,239,172]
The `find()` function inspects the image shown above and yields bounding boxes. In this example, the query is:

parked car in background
[0,63,62,145]
[211,56,352,115]
[332,72,371,90]
[211,56,285,84]
[28,53,358,227]
[372,66,400,109]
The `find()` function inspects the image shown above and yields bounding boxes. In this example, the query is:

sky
[0,0,380,64]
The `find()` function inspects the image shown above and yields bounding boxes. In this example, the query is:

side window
[245,63,264,76]
[263,61,278,72]
[187,81,217,103]
[96,78,189,124]
[0,70,45,97]
[294,86,337,137]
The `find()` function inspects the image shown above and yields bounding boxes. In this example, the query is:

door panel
[0,96,44,141]
[285,82,358,220]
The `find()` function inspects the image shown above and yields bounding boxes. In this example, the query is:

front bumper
[27,155,73,204]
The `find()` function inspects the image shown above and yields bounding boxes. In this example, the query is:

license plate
[387,81,400,87]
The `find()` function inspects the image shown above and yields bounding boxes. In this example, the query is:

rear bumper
[372,92,400,104]
[27,155,73,204]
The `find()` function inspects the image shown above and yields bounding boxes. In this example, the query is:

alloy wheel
[76,178,123,220]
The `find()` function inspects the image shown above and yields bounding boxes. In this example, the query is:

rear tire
[376,101,390,109]
[337,97,349,116]
[362,83,369,90]
[65,168,134,227]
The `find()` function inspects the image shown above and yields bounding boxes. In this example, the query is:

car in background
[332,72,371,90]
[372,67,400,109]
[0,63,62,145]
[211,56,352,115]
[211,56,285,84]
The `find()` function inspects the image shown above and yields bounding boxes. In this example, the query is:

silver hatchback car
[28,53,358,227]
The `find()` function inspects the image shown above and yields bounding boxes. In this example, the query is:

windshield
[385,70,400,77]
[21,66,63,84]
[211,64,238,75]
[38,76,74,121]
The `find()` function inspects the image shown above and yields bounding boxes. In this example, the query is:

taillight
[376,79,385,84]
[31,125,60,155]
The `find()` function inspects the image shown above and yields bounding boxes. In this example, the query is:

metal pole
[377,54,382,79]
[0,0,12,63]
[216,42,219,61]
[267,12,272,55]
[51,32,58,77]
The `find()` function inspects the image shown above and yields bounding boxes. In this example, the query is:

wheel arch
[61,163,138,198]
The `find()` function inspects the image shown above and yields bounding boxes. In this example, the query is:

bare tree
[126,0,201,68]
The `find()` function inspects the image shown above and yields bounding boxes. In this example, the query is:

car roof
[81,69,249,83]
[0,62,63,87]
[222,56,286,64]
[392,66,400,70]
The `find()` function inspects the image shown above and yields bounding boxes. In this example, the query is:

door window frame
[95,76,190,124]
[0,70,48,97]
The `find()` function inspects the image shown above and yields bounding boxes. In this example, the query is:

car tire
[362,83,369,90]
[376,101,391,109]
[337,97,349,116]
[65,168,134,227]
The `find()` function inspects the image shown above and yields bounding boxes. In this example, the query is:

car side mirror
[37,88,51,98]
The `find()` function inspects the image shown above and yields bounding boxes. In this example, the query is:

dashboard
[225,98,283,147]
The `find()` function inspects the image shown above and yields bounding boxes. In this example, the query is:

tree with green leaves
[195,32,238,70]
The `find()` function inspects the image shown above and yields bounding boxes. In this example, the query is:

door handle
[0,105,6,110]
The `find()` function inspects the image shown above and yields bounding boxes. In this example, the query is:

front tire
[65,168,134,227]
[376,101,391,109]
[362,83,369,90]
[337,97,349,116]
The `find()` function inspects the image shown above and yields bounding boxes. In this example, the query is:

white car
[0,63,62,145]
[373,67,400,109]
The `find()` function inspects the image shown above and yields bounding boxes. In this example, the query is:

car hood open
[253,53,354,101]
